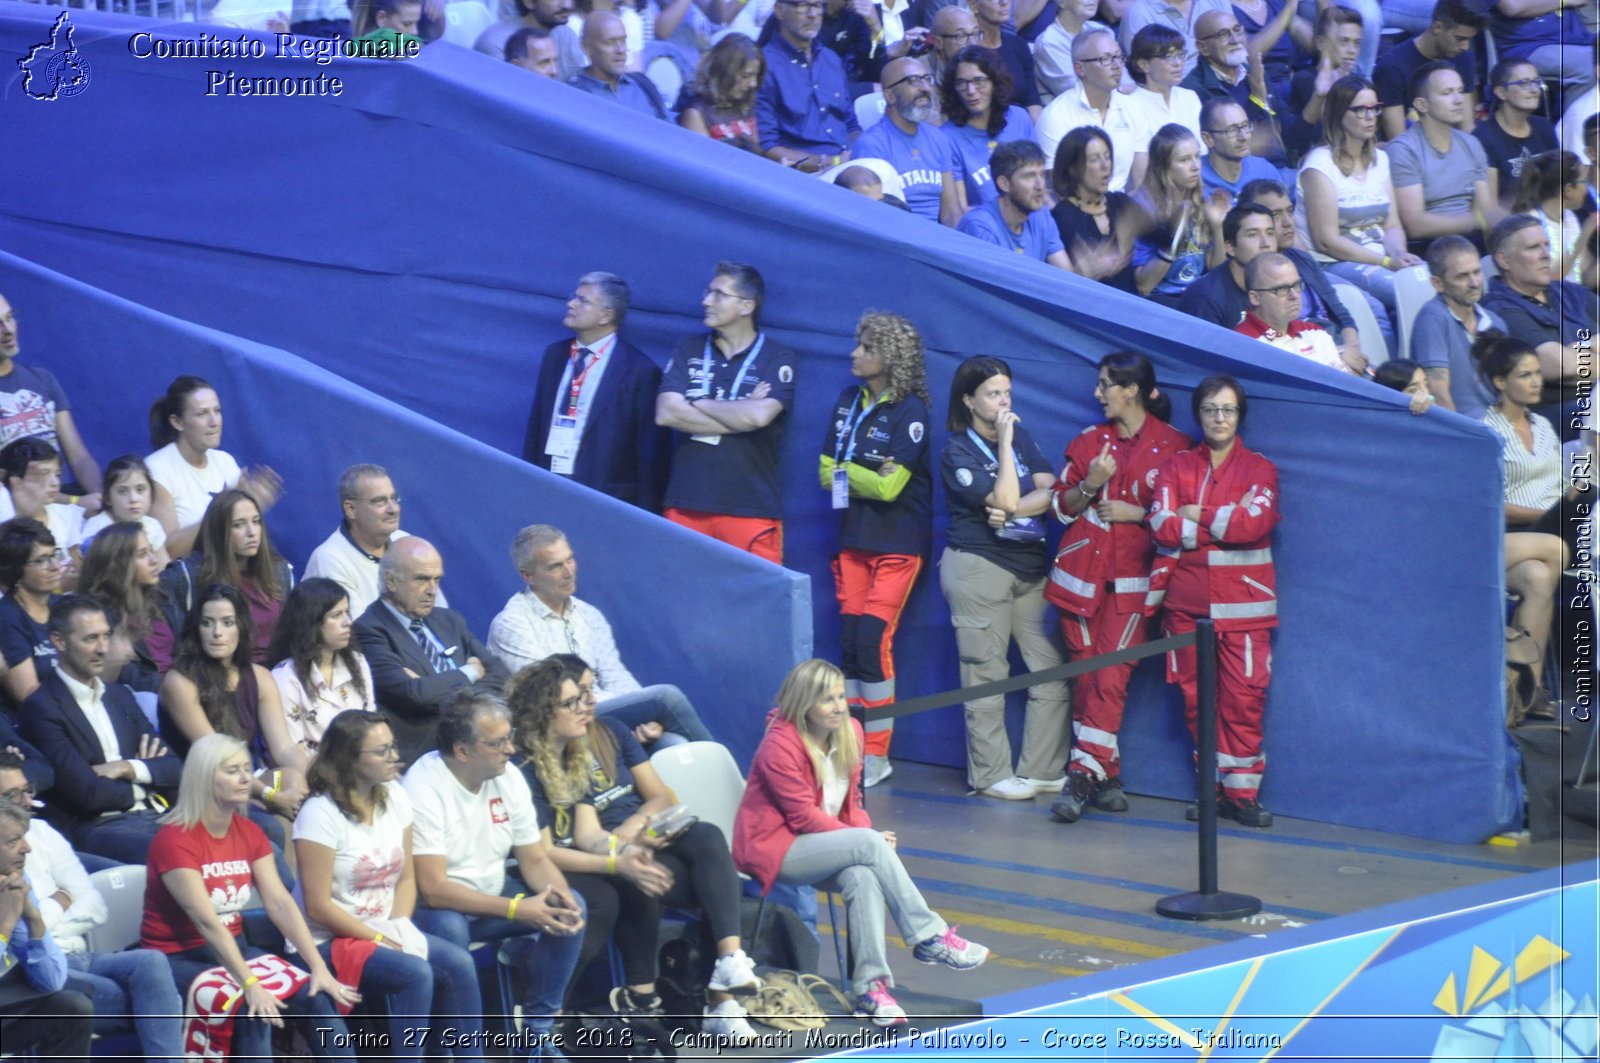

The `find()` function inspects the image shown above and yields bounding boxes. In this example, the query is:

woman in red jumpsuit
[1146,376,1280,828]
[1044,352,1190,824]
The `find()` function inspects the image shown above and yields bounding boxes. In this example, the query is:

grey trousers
[775,827,946,996]
[939,548,1071,790]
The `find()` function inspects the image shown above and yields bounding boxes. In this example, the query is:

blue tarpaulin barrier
[0,3,1517,840]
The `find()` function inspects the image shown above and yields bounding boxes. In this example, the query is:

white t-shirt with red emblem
[141,815,274,953]
[401,751,540,897]
[292,782,412,944]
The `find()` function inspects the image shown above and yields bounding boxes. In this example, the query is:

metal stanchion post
[1157,619,1261,921]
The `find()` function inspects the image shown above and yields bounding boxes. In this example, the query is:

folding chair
[1393,265,1434,363]
[83,865,146,954]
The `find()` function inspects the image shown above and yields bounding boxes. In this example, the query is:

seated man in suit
[20,594,180,865]
[354,536,509,766]
[522,272,670,512]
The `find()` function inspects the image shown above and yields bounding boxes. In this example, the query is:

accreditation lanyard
[966,428,1043,540]
[965,428,1029,479]
[700,333,765,400]
[561,341,602,419]
[831,387,883,510]
[546,338,610,472]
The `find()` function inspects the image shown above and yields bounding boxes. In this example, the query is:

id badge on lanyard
[547,343,598,473]
[691,334,764,446]
[831,388,882,510]
[966,428,1045,543]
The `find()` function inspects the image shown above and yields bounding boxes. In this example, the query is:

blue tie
[409,619,449,674]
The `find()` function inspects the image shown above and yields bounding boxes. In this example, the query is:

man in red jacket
[1146,376,1280,827]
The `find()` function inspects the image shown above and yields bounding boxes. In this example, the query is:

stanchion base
[1156,890,1261,921]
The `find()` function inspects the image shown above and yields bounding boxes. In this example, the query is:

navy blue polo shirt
[941,424,1052,580]
[660,332,797,520]
[757,33,859,156]
[822,385,933,556]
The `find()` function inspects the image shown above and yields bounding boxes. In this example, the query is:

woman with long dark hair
[732,659,989,1027]
[941,45,1036,207]
[1043,352,1189,823]
[293,709,485,1061]
[939,355,1070,801]
[160,488,294,662]
[1148,376,1281,828]
[820,311,933,788]
[507,655,761,1042]
[268,578,376,756]
[678,33,765,152]
[1050,125,1137,288]
[159,583,309,839]
[0,517,64,707]
[140,733,359,1063]
[1130,122,1227,305]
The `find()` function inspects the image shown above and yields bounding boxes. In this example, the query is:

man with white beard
[1181,9,1288,167]
[852,56,966,226]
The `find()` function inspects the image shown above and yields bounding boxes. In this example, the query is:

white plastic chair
[1394,265,1435,363]
[1331,281,1388,367]
[440,1,494,48]
[83,865,146,954]
[644,54,685,115]
[854,92,886,132]
[649,741,745,841]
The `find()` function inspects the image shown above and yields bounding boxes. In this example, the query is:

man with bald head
[568,11,668,119]
[1234,253,1354,374]
[853,56,964,224]
[927,6,981,87]
[354,537,510,765]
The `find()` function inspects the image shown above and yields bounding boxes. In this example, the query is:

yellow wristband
[68,495,81,505]
[607,852,617,874]
[372,932,384,945]
[0,932,9,946]
[1381,255,1393,269]
[263,769,282,802]
[242,975,262,989]
[507,892,525,920]
[607,833,619,856]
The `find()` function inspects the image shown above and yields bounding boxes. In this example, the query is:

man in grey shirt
[1410,235,1504,418]
[1386,60,1503,255]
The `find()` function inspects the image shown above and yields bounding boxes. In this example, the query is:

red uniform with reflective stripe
[1145,439,1280,803]
[1045,417,1192,618]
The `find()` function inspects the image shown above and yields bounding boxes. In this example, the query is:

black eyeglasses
[1347,104,1381,119]
[1079,51,1124,68]
[1199,24,1244,42]
[937,28,984,41]
[1251,280,1304,298]
[885,71,935,90]
[1498,77,1543,91]
[1206,121,1254,138]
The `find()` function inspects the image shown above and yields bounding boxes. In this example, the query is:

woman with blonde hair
[732,659,990,1028]
[1130,122,1227,305]
[139,734,359,1063]
[819,311,933,788]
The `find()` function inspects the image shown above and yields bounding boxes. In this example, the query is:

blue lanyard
[965,428,1029,478]
[701,333,765,399]
[834,387,883,464]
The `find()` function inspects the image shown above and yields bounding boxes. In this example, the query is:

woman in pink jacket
[732,659,990,1027]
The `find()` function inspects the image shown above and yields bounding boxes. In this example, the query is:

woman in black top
[938,356,1070,802]
[1474,59,1559,207]
[1050,126,1137,290]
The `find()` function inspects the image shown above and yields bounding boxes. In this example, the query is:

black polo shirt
[941,424,1052,580]
[822,385,933,556]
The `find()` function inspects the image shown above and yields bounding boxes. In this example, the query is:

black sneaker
[609,986,664,1017]
[1219,795,1273,828]
[1185,787,1223,821]
[1092,778,1129,812]
[1049,772,1097,823]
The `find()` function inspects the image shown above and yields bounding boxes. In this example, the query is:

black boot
[1049,772,1097,823]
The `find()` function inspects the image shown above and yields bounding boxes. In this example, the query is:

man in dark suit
[522,272,670,511]
[354,536,510,766]
[20,595,180,865]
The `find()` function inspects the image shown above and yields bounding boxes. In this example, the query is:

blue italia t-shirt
[945,107,1037,206]
[957,200,1065,262]
[852,118,956,222]
[659,333,797,520]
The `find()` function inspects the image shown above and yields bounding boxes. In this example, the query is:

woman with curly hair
[677,33,764,153]
[159,488,295,664]
[77,521,165,692]
[941,45,1037,206]
[508,655,761,1042]
[1130,122,1228,305]
[818,311,933,788]
[267,578,376,756]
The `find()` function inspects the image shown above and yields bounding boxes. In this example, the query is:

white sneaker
[977,776,1035,800]
[1024,775,1067,795]
[707,949,761,994]
[863,754,894,788]
[703,999,758,1044]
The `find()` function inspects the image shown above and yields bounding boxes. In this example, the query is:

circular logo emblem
[955,468,973,487]
[778,365,793,383]
[909,421,924,444]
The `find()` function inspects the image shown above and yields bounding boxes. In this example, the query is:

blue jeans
[67,948,184,1063]
[163,943,356,1062]
[1324,258,1399,359]
[413,876,586,1046]
[598,684,713,744]
[316,933,484,1062]
[73,810,165,865]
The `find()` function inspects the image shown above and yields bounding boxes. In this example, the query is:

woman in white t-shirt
[1296,75,1419,358]
[269,579,376,756]
[145,375,281,560]
[294,710,486,1061]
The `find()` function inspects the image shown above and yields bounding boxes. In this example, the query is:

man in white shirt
[1036,28,1150,191]
[0,752,185,1063]
[403,692,585,1045]
[487,525,714,748]
[305,464,446,616]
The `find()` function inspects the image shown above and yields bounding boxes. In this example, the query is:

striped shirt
[1484,406,1561,512]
